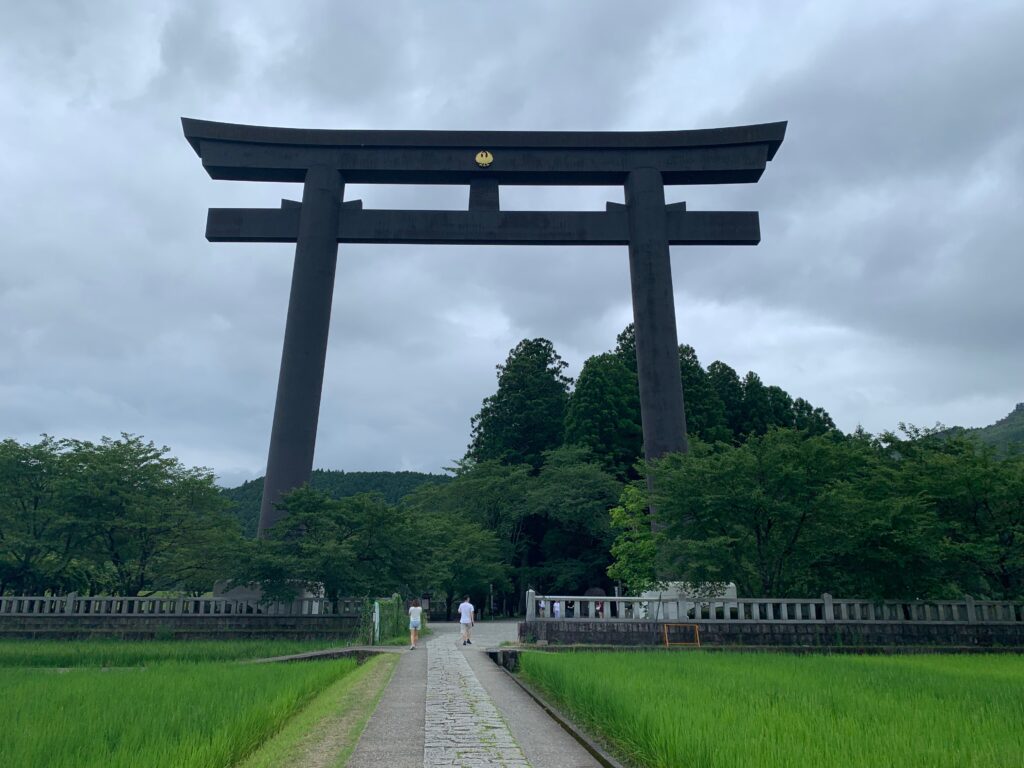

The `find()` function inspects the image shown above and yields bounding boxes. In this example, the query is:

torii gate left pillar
[260,166,343,532]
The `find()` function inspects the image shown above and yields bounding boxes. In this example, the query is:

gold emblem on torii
[475,150,493,168]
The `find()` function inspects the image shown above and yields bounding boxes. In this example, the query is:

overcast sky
[2,1,1021,486]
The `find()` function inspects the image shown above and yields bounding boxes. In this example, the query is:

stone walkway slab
[346,621,600,768]
[424,633,529,767]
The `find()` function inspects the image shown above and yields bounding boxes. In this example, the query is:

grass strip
[520,651,1024,768]
[0,658,357,768]
[237,653,398,768]
[0,638,352,667]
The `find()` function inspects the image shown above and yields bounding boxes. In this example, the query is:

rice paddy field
[0,638,346,667]
[0,640,364,768]
[519,651,1024,768]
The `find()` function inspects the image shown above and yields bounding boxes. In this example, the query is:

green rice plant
[0,638,348,667]
[0,658,357,768]
[520,652,1024,768]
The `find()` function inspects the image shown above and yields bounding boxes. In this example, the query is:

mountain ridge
[221,468,451,537]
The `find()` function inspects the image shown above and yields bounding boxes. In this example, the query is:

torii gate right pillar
[626,168,689,481]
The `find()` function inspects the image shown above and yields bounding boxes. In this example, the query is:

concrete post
[626,167,688,464]
[822,593,834,623]
[258,166,344,536]
[965,595,977,624]
[526,589,536,620]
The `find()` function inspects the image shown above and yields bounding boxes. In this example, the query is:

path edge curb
[491,654,628,768]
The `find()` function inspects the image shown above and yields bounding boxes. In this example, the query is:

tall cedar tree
[707,361,745,438]
[468,338,572,471]
[740,371,773,437]
[614,324,638,373]
[679,345,731,443]
[564,353,642,480]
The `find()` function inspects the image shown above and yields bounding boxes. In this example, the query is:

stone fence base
[519,620,1024,648]
[0,615,362,640]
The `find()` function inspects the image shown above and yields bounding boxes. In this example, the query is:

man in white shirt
[458,595,475,646]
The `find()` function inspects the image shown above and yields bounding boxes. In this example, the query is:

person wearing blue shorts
[408,598,423,649]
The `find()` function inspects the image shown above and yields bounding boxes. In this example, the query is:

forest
[2,324,1022,613]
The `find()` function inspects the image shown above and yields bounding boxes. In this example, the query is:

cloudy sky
[2,2,1021,486]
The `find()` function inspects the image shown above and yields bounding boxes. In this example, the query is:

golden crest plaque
[475,150,493,167]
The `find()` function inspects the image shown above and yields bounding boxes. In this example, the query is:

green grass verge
[238,653,399,768]
[0,639,351,667]
[0,658,358,768]
[520,651,1024,768]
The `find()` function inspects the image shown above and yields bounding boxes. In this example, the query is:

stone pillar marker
[258,165,344,536]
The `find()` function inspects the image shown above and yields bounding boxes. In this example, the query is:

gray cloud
[1,1,1021,485]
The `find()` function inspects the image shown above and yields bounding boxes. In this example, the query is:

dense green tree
[403,492,507,619]
[564,353,642,479]
[793,397,836,435]
[614,323,637,373]
[402,461,530,615]
[706,361,745,439]
[1,435,242,596]
[57,435,237,596]
[635,430,938,597]
[607,483,664,593]
[878,428,1024,599]
[609,426,1023,600]
[524,447,621,594]
[0,437,71,594]
[646,431,855,595]
[403,449,621,613]
[678,345,731,443]
[242,489,411,602]
[739,371,773,437]
[468,338,572,470]
[765,385,796,429]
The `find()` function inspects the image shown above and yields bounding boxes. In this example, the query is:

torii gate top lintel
[181,117,786,185]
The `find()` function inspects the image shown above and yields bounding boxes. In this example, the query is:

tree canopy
[467,338,573,470]
[4,325,1019,610]
[1,435,238,596]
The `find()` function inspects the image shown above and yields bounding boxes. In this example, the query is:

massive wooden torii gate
[183,118,786,535]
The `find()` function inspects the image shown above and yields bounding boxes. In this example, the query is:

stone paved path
[345,621,600,768]
[424,633,529,767]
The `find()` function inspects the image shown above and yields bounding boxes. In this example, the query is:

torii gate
[182,118,786,535]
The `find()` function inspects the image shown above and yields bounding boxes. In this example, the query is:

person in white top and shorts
[408,598,423,649]
[458,595,475,646]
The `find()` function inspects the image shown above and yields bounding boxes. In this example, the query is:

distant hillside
[221,469,451,537]
[968,402,1024,456]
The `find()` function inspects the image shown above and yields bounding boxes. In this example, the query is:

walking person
[408,598,423,650]
[458,595,475,646]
